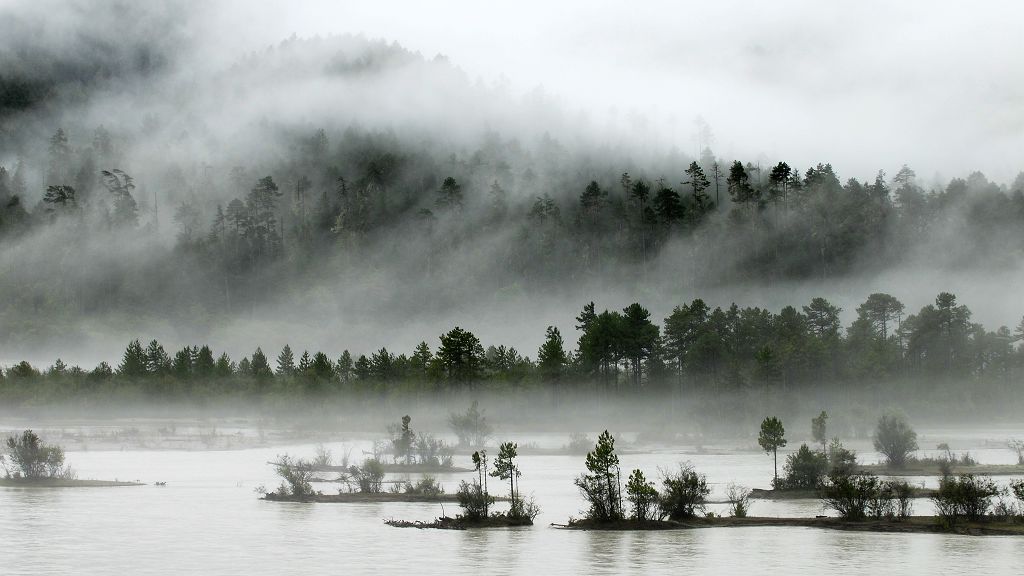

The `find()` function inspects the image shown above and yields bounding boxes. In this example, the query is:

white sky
[213,0,1024,184]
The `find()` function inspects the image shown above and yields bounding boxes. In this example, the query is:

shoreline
[558,516,1024,536]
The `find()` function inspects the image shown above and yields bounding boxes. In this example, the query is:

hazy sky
[208,0,1024,184]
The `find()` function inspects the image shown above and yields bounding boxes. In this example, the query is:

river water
[1,427,1022,575]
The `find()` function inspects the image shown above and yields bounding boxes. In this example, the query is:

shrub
[456,480,494,521]
[888,480,915,519]
[414,434,453,468]
[726,483,752,518]
[625,469,660,521]
[778,443,828,490]
[313,444,333,468]
[353,459,385,493]
[873,413,917,468]
[1008,440,1024,465]
[1011,479,1024,505]
[404,475,444,496]
[821,471,879,520]
[658,464,710,521]
[448,401,493,448]
[272,454,315,497]
[827,438,858,476]
[517,495,542,522]
[2,430,73,480]
[932,474,999,524]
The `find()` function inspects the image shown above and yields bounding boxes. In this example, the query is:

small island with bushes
[558,424,1024,536]
[385,442,539,529]
[0,430,142,487]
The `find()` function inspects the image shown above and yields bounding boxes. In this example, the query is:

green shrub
[2,430,73,480]
[827,438,858,476]
[822,471,875,520]
[778,443,828,489]
[932,474,999,524]
[351,459,385,493]
[272,454,315,497]
[658,464,710,521]
[456,480,494,520]
[726,483,751,518]
[873,413,918,468]
[404,475,444,496]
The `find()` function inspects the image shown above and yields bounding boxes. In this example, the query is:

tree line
[1,291,1022,403]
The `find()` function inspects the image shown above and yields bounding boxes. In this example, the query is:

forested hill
[1,24,1023,357]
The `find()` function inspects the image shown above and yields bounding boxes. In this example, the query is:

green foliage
[873,412,918,468]
[3,288,1024,411]
[574,430,622,522]
[456,479,494,521]
[759,416,787,484]
[932,474,1000,524]
[436,327,485,384]
[778,443,828,490]
[658,463,710,521]
[351,459,385,493]
[826,438,858,476]
[811,411,828,450]
[272,454,315,498]
[537,326,568,383]
[726,483,752,518]
[625,469,660,521]
[822,471,914,521]
[402,475,443,496]
[2,430,72,480]
[389,415,416,465]
[491,442,529,519]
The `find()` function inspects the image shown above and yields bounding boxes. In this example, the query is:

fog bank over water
[1,0,1022,370]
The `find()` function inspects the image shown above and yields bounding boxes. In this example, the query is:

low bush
[2,430,75,480]
[272,454,315,497]
[932,474,999,524]
[822,471,913,521]
[777,443,828,490]
[726,483,751,518]
[658,464,710,521]
[456,480,494,521]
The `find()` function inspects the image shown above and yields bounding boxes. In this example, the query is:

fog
[1,0,1023,371]
[5,6,1024,574]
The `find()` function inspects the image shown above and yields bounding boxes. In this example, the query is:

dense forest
[2,22,1024,371]
[3,291,1022,419]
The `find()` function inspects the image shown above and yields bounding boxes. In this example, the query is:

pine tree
[214,353,234,377]
[436,176,463,211]
[194,345,215,378]
[298,351,312,373]
[144,340,170,376]
[118,340,148,377]
[276,344,295,376]
[336,350,353,382]
[537,326,568,383]
[683,161,711,214]
[250,347,273,379]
